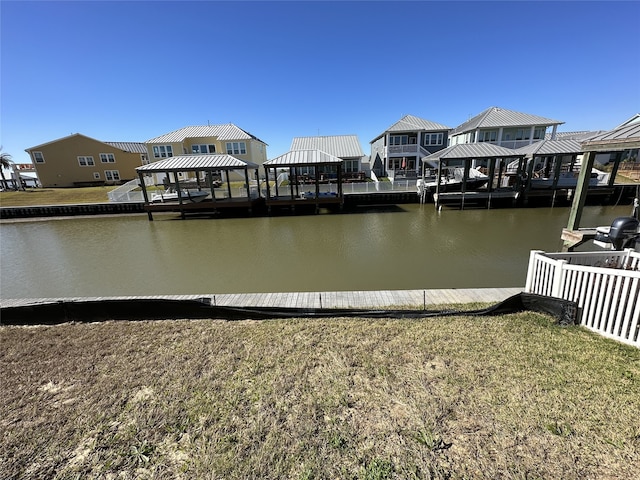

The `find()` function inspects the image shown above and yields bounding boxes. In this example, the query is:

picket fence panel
[525,250,639,347]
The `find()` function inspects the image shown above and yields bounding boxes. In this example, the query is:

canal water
[0,204,634,299]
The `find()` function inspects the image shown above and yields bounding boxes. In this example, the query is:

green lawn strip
[1,314,638,479]
[0,186,114,206]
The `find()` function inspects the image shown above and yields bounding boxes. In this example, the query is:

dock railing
[525,249,640,347]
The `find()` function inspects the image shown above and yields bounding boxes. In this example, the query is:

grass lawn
[0,186,115,206]
[1,313,638,479]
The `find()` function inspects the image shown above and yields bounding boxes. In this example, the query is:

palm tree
[0,147,12,190]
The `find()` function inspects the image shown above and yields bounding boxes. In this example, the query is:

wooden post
[551,154,563,190]
[174,174,185,219]
[461,158,470,210]
[435,159,443,210]
[567,151,596,231]
[207,171,217,202]
[265,167,271,198]
[138,172,153,221]
[244,168,251,198]
[487,158,496,193]
[289,167,295,200]
[226,170,233,199]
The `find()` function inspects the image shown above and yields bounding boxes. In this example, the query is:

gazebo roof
[423,143,523,161]
[264,150,343,167]
[580,121,640,152]
[515,139,583,157]
[136,154,258,172]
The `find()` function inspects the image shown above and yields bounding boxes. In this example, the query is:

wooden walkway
[1,288,523,310]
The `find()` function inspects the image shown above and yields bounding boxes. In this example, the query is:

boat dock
[1,287,523,312]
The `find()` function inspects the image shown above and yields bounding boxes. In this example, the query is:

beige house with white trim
[145,124,268,166]
[25,134,148,188]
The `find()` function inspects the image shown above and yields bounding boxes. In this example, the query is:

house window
[153,145,173,158]
[533,127,546,139]
[192,144,216,154]
[515,129,531,141]
[78,156,95,166]
[104,170,120,181]
[100,153,116,163]
[226,142,247,155]
[33,151,45,163]
[93,172,101,179]
[423,133,444,146]
[390,135,408,145]
[478,130,498,142]
[343,159,359,173]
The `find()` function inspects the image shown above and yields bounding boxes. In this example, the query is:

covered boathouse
[136,154,262,220]
[420,143,525,209]
[262,149,344,213]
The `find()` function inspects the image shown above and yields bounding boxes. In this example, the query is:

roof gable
[291,135,364,158]
[452,107,564,135]
[146,124,267,145]
[26,133,142,152]
[372,114,450,142]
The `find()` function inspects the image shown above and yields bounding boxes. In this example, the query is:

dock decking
[1,288,523,312]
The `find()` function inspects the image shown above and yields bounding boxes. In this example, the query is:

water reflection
[0,204,633,298]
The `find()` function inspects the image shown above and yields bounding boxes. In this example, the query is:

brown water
[0,204,633,298]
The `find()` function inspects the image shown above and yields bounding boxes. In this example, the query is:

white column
[529,126,536,145]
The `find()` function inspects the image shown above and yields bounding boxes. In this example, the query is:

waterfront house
[449,107,564,150]
[370,115,451,179]
[144,124,268,187]
[291,135,367,181]
[25,134,148,188]
[145,124,268,165]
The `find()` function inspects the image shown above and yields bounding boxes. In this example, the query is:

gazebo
[136,154,261,220]
[262,150,344,212]
[421,143,525,209]
[563,118,640,248]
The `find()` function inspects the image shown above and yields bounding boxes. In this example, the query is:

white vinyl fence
[525,249,640,347]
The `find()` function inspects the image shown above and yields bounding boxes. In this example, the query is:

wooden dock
[1,288,523,311]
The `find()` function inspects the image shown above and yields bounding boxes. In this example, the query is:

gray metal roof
[451,107,564,135]
[26,133,145,152]
[371,114,451,142]
[291,135,364,158]
[581,121,640,151]
[264,150,343,167]
[136,154,258,172]
[423,143,523,161]
[515,139,583,157]
[545,131,605,141]
[105,142,148,154]
[145,124,267,145]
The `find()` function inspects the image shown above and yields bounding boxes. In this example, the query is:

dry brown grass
[0,186,114,206]
[1,314,639,479]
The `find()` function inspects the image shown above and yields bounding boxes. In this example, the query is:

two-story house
[370,115,451,179]
[25,134,148,188]
[145,124,268,165]
[449,107,564,149]
[290,135,366,180]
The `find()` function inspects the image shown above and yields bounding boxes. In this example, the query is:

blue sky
[2,0,639,165]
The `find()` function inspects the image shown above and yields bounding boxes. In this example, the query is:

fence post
[525,250,544,293]
[551,259,568,298]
